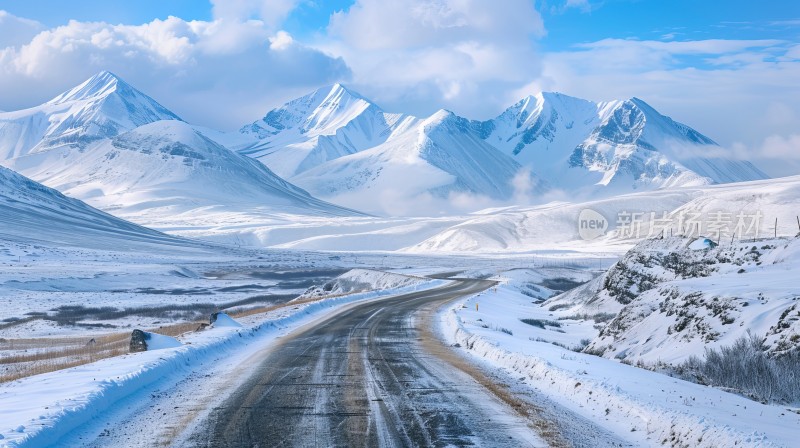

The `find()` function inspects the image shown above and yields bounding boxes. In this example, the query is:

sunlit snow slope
[0,165,194,250]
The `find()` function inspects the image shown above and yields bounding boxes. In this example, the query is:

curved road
[185,279,546,447]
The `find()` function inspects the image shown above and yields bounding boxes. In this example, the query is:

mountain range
[0,72,359,230]
[233,84,766,214]
[0,71,768,226]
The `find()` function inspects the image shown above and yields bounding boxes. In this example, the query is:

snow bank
[0,275,447,447]
[210,312,242,328]
[142,331,181,351]
[439,288,800,447]
[299,268,428,299]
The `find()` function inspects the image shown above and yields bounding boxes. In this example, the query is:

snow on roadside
[299,268,429,298]
[0,274,447,447]
[438,284,800,447]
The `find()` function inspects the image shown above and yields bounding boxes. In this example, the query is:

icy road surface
[185,279,545,447]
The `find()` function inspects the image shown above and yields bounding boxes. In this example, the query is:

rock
[130,329,148,353]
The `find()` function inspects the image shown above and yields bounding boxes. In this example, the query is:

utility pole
[775,218,778,238]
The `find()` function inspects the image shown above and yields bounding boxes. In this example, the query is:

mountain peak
[47,71,128,104]
[324,82,363,99]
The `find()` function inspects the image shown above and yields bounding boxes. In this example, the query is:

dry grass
[0,294,341,383]
[0,334,129,382]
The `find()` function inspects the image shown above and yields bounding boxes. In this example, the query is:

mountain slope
[290,110,530,216]
[237,84,419,178]
[544,235,800,368]
[0,71,180,160]
[0,165,194,250]
[7,120,360,223]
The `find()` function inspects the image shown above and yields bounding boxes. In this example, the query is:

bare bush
[520,318,562,329]
[558,312,616,323]
[676,334,800,404]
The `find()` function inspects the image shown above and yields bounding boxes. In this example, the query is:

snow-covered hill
[479,93,767,194]
[237,84,419,179]
[291,110,530,215]
[0,165,191,250]
[405,174,800,253]
[0,71,180,160]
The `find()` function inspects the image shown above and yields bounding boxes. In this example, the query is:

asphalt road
[186,279,546,447]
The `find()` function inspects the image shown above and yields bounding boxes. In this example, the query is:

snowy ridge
[300,268,429,298]
[405,174,800,253]
[238,84,420,179]
[0,165,194,251]
[290,109,529,215]
[0,71,180,160]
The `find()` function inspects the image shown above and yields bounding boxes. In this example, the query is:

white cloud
[759,134,800,159]
[725,134,800,177]
[321,0,545,119]
[210,0,300,30]
[0,11,349,130]
[269,30,293,50]
[0,10,43,48]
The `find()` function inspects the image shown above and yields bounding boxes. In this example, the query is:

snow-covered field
[438,267,800,447]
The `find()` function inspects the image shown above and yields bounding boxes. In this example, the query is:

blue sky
[4,1,797,52]
[0,0,798,175]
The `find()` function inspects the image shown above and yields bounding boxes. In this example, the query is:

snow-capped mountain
[480,93,767,193]
[0,164,192,250]
[237,84,419,179]
[237,86,536,215]
[6,120,359,223]
[290,109,530,215]
[237,86,767,215]
[0,72,361,234]
[0,71,180,160]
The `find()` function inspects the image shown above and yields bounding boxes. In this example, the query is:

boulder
[130,329,148,352]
